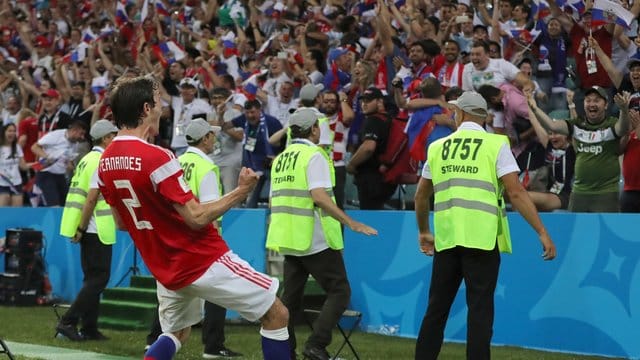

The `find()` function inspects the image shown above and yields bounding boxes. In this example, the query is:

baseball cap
[448,91,489,117]
[299,83,324,101]
[289,108,321,130]
[41,89,60,99]
[90,119,118,140]
[34,35,49,48]
[359,87,384,102]
[627,58,640,70]
[584,85,608,102]
[185,119,221,143]
[328,47,349,63]
[179,77,199,88]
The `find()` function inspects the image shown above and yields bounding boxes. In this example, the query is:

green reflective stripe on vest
[427,129,512,253]
[433,178,496,194]
[272,189,335,198]
[68,187,88,197]
[270,206,315,217]
[65,201,85,210]
[267,142,343,252]
[95,209,113,217]
[60,150,116,245]
[434,198,500,216]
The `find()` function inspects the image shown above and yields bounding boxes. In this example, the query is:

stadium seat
[303,308,362,360]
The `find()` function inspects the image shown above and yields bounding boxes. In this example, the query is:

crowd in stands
[0,0,639,212]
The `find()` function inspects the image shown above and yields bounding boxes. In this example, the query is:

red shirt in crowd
[18,116,38,163]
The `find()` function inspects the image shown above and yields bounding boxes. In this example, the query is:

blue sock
[260,327,290,360]
[144,333,180,360]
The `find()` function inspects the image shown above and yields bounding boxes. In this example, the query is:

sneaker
[302,346,329,360]
[203,347,243,358]
[55,322,84,341]
[79,330,109,341]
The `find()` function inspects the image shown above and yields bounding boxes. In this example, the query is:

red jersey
[570,25,612,89]
[623,133,640,191]
[98,136,229,290]
[18,116,38,162]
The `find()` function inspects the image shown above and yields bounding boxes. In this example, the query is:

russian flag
[530,0,551,19]
[159,40,186,63]
[566,0,586,15]
[82,30,96,43]
[116,1,129,26]
[91,76,108,95]
[241,69,268,97]
[155,0,170,16]
[222,40,239,57]
[99,28,115,40]
[591,0,635,28]
[509,29,541,43]
[257,34,275,54]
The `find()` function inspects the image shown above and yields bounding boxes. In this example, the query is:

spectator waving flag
[531,0,553,19]
[140,0,149,22]
[115,1,129,26]
[91,77,109,96]
[82,29,96,43]
[509,29,542,44]
[155,0,170,16]
[591,0,635,28]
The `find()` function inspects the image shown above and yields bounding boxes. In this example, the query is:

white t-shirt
[421,122,520,179]
[37,129,79,174]
[1,109,19,126]
[170,98,212,149]
[462,58,520,91]
[265,95,297,127]
[0,145,23,186]
[272,139,333,256]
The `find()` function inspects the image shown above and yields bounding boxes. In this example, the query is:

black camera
[392,78,403,89]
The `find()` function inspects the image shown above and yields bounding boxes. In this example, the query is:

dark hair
[300,98,315,107]
[244,99,262,110]
[221,74,235,90]
[323,90,339,100]
[290,125,313,139]
[445,87,463,101]
[488,40,501,54]
[0,123,18,159]
[422,39,441,57]
[309,49,327,74]
[420,77,442,99]
[210,87,231,98]
[477,84,503,110]
[443,39,460,51]
[109,76,158,129]
[68,120,88,131]
[471,40,490,53]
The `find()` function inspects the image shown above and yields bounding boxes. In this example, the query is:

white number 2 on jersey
[114,179,154,230]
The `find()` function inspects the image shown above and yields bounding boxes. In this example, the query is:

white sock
[260,326,289,341]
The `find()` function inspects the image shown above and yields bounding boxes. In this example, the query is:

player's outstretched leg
[260,297,290,360]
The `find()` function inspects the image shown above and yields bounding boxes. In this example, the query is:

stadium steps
[98,275,157,331]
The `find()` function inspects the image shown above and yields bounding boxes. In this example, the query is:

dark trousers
[146,302,228,353]
[282,249,351,353]
[354,171,397,210]
[415,245,500,360]
[621,190,640,213]
[61,232,112,332]
[334,166,346,210]
[246,171,270,208]
[35,172,69,206]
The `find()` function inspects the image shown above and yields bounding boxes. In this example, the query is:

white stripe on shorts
[218,254,273,289]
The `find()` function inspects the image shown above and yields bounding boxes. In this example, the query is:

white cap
[299,83,324,101]
[448,91,489,117]
[90,119,118,140]
[289,107,322,130]
[185,119,221,143]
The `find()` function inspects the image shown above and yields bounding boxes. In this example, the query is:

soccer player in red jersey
[98,77,289,360]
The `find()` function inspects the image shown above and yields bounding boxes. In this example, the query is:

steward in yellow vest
[413,91,557,360]
[173,118,242,357]
[266,108,377,359]
[56,120,118,341]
